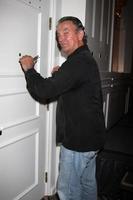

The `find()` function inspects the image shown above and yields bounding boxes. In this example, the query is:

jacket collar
[67,45,89,59]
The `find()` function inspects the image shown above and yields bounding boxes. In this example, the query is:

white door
[85,0,115,72]
[0,0,50,199]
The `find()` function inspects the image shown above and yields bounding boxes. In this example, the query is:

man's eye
[64,31,69,35]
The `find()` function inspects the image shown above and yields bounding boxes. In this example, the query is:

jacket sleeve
[24,56,90,103]
[25,68,59,103]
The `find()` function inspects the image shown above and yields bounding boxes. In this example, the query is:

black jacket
[25,45,105,152]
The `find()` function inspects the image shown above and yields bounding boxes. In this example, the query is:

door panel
[0,93,36,125]
[0,0,50,199]
[0,0,39,74]
[85,0,114,71]
[0,130,39,200]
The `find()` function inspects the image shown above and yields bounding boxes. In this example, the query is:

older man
[19,16,105,200]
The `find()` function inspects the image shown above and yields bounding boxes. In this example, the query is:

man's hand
[51,66,60,74]
[19,55,35,72]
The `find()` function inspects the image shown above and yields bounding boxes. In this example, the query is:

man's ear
[78,30,84,41]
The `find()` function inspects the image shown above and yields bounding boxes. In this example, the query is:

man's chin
[61,47,67,53]
[60,49,68,58]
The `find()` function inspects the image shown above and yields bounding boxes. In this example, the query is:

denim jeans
[57,145,97,200]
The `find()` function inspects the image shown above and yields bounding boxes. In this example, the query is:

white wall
[59,0,86,64]
[61,0,86,25]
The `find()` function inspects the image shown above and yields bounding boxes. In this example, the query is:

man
[19,16,105,200]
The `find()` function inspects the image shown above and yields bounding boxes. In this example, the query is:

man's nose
[58,34,64,42]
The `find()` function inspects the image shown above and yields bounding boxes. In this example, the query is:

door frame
[44,0,62,195]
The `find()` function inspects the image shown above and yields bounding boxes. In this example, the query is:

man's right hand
[19,55,34,72]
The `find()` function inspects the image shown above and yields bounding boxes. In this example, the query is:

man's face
[56,20,84,56]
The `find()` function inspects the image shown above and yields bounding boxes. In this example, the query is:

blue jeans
[57,145,97,200]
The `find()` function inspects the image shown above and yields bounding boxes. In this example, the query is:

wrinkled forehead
[56,20,77,33]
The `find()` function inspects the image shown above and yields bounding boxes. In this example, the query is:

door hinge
[44,172,48,183]
[47,103,49,111]
[49,17,52,30]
